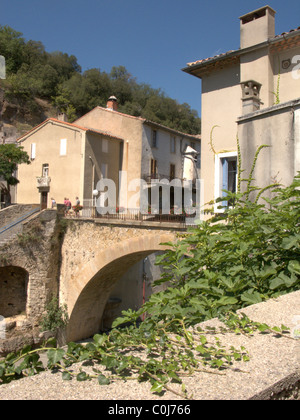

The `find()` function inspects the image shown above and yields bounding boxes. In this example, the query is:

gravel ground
[0,290,299,400]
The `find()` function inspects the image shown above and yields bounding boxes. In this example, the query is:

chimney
[239,5,276,49]
[240,80,262,114]
[57,112,68,122]
[106,96,118,111]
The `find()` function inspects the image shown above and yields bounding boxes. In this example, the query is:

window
[30,143,36,160]
[170,164,175,180]
[42,164,49,177]
[60,138,67,156]
[101,163,108,179]
[214,152,237,211]
[170,136,176,153]
[151,159,157,178]
[152,130,157,148]
[102,139,108,153]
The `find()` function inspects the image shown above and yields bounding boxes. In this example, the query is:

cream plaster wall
[200,64,241,211]
[271,46,300,105]
[238,101,300,200]
[17,122,84,207]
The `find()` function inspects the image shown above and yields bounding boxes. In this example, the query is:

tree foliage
[0,25,201,134]
[0,143,30,186]
[0,143,30,204]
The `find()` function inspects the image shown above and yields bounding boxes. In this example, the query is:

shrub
[39,297,68,333]
[134,171,300,328]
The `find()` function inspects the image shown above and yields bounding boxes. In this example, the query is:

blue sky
[1,0,300,117]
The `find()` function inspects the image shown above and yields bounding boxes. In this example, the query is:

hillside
[0,87,57,143]
[0,25,201,143]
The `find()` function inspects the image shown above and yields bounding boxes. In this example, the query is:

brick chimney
[106,96,118,111]
[239,5,276,49]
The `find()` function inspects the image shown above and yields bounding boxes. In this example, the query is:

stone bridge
[60,218,183,342]
[0,209,185,350]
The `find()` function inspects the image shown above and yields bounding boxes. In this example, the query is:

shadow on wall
[0,266,29,317]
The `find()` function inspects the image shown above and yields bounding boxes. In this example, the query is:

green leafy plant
[143,136,299,327]
[39,297,68,334]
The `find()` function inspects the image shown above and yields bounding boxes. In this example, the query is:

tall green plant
[136,164,300,327]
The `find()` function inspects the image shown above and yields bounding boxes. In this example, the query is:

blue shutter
[221,158,228,206]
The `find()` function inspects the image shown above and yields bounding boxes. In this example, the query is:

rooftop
[75,105,201,140]
[17,117,124,143]
[183,22,300,78]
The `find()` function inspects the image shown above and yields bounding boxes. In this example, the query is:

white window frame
[214,151,237,213]
[42,163,49,177]
[30,143,36,160]
[60,138,67,156]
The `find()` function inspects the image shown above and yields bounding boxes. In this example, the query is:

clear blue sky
[1,0,300,117]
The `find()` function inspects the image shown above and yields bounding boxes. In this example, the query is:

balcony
[142,173,182,183]
[36,176,51,190]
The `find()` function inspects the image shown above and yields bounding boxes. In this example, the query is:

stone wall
[0,215,181,353]
[0,204,39,229]
[0,209,61,356]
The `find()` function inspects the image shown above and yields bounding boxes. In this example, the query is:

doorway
[41,191,48,210]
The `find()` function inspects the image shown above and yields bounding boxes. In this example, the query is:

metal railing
[69,202,194,226]
[0,206,40,236]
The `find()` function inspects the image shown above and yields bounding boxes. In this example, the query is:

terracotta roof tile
[186,27,300,69]
[17,118,123,142]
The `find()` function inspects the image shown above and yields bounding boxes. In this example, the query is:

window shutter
[31,143,36,159]
[60,139,67,155]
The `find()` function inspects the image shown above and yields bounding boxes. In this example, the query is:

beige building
[74,98,201,212]
[16,117,123,210]
[16,97,201,213]
[182,5,300,212]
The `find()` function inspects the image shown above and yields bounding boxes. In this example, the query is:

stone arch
[0,266,29,318]
[66,233,175,342]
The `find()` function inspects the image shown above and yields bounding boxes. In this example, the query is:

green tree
[47,51,81,82]
[0,25,25,74]
[0,144,31,204]
[1,25,201,134]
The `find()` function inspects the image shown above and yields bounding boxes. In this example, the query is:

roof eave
[183,28,300,79]
[143,119,201,139]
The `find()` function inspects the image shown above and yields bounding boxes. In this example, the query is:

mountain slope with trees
[0,25,201,136]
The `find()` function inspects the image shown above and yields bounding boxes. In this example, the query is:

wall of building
[271,45,300,105]
[84,132,122,203]
[17,123,84,207]
[75,107,143,181]
[240,47,274,108]
[141,124,200,181]
[238,99,300,199]
[200,63,241,211]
